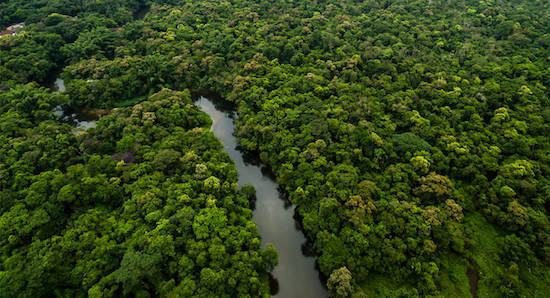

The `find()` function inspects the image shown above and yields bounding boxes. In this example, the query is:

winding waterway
[196,96,328,298]
[50,77,100,131]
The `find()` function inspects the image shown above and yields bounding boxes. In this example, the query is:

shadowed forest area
[1,0,549,297]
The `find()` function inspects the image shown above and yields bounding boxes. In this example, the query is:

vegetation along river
[196,96,328,298]
[50,77,105,132]
[48,74,327,296]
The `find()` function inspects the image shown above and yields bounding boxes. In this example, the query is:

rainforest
[0,0,549,297]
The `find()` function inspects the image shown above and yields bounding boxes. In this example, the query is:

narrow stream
[196,96,328,298]
[50,77,101,132]
[48,76,326,295]
[467,265,479,298]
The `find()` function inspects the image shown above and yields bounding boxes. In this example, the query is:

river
[196,96,328,298]
[50,77,101,132]
[48,76,327,296]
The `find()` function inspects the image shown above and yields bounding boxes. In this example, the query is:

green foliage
[392,132,431,155]
[0,89,274,297]
[328,267,353,297]
[1,0,550,296]
[0,0,144,27]
[0,32,63,84]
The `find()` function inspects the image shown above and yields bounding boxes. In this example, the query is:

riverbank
[196,96,328,298]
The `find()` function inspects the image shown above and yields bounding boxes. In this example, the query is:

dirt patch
[76,108,109,121]
[467,265,479,298]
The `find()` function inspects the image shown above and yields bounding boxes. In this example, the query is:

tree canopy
[1,0,550,296]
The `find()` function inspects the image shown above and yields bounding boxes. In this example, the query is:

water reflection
[196,96,328,298]
[50,77,105,133]
[52,78,65,92]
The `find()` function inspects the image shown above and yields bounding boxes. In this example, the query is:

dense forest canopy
[1,0,549,297]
